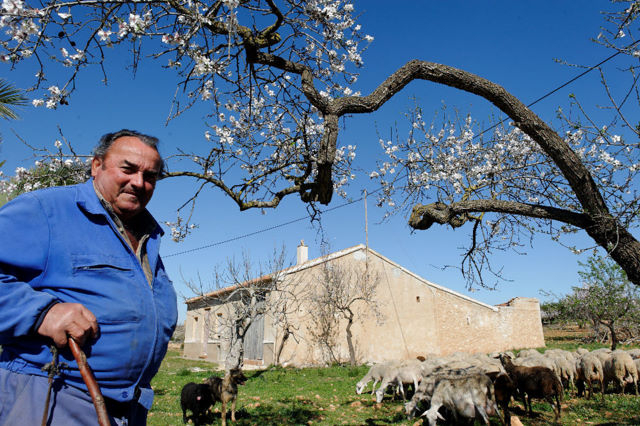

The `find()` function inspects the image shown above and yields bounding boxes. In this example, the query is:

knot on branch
[409,202,469,230]
[255,31,281,47]
[299,163,333,204]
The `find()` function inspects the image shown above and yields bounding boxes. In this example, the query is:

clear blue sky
[1,1,632,324]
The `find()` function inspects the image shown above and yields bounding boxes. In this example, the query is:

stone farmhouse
[183,243,545,367]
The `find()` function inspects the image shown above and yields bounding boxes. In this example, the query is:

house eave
[185,274,274,305]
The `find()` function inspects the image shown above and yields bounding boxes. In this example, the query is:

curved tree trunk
[608,323,618,351]
[584,222,640,287]
[225,319,249,371]
[345,313,356,366]
[275,327,290,366]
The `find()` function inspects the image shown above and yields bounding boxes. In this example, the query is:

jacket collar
[75,179,164,236]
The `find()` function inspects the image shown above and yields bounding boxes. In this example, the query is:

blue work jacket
[0,179,178,408]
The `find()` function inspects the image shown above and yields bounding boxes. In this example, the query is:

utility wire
[476,39,640,139]
[164,196,365,257]
[165,44,633,259]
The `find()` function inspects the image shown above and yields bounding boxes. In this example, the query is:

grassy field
[148,327,640,425]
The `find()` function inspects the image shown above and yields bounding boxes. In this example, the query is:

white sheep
[466,353,505,374]
[603,350,639,395]
[356,361,396,395]
[544,351,576,392]
[626,348,640,360]
[576,353,604,399]
[375,359,423,403]
[591,349,612,374]
[421,373,497,426]
[404,365,485,418]
[575,348,590,357]
[545,348,575,364]
[517,348,542,359]
[514,355,558,376]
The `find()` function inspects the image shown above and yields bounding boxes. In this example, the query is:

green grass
[148,331,640,425]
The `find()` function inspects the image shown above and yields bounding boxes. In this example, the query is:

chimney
[296,240,308,264]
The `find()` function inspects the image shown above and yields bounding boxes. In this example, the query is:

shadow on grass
[153,388,167,396]
[230,405,320,425]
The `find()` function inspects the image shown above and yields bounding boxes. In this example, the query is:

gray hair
[93,129,165,176]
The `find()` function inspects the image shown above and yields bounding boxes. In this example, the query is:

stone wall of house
[495,297,546,351]
[431,293,545,355]
[182,301,230,363]
[345,256,441,362]
[183,309,202,359]
[274,250,545,366]
[431,287,502,355]
[183,246,545,367]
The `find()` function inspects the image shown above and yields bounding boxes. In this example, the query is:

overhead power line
[476,39,640,139]
[165,45,634,259]
[164,197,366,257]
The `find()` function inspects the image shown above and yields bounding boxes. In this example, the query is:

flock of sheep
[354,347,640,425]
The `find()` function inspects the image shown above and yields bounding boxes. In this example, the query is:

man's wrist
[31,300,60,335]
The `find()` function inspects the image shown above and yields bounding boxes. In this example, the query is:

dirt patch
[544,324,590,340]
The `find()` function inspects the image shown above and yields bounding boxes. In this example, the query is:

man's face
[91,136,162,221]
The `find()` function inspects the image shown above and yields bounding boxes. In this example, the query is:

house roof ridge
[185,243,504,312]
[185,244,369,304]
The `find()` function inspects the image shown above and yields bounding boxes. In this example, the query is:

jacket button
[122,391,128,399]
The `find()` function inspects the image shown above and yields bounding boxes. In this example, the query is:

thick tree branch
[163,170,310,210]
[409,200,592,230]
[332,60,609,216]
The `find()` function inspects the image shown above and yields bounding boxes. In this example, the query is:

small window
[192,316,199,340]
[416,296,420,303]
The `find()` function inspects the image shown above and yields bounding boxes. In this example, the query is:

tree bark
[608,322,618,351]
[225,319,248,371]
[345,313,356,366]
[409,200,640,286]
[275,327,290,366]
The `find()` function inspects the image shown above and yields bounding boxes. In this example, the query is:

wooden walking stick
[68,337,111,426]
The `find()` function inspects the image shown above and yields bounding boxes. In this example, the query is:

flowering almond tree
[559,255,640,350]
[2,0,640,287]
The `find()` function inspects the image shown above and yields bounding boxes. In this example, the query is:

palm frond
[0,79,27,120]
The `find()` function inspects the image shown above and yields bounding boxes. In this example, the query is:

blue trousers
[0,369,147,426]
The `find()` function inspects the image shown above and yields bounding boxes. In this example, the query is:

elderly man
[0,130,178,425]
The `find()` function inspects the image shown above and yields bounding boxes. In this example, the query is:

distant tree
[307,251,382,365]
[0,137,89,202]
[0,157,89,201]
[4,1,640,288]
[559,255,640,350]
[270,270,307,366]
[0,79,27,205]
[539,301,563,325]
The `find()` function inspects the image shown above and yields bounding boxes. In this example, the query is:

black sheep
[486,371,516,425]
[498,353,563,421]
[180,382,214,425]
